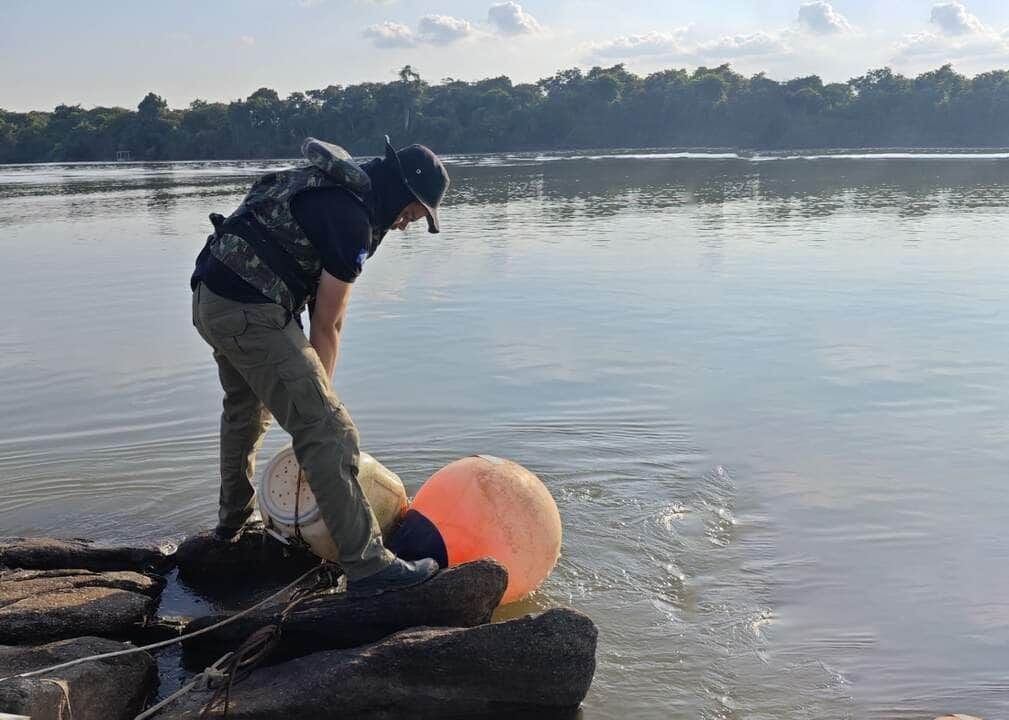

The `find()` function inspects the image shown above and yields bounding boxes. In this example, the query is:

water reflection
[5,155,1009,226]
[1,155,1008,214]
[447,156,1009,228]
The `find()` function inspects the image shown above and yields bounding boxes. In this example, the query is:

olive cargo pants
[192,282,394,580]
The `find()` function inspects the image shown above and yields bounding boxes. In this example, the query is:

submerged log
[182,558,507,667]
[162,608,597,720]
[0,569,162,644]
[174,525,317,588]
[0,536,175,574]
[0,636,157,720]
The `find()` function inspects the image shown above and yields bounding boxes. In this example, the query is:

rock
[0,537,175,574]
[159,608,597,720]
[0,636,156,720]
[182,558,507,667]
[175,525,317,588]
[0,569,161,644]
[131,616,191,645]
[0,568,164,602]
[935,716,983,720]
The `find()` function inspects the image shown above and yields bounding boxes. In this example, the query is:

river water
[1,151,1007,719]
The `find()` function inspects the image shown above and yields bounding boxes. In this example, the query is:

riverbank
[0,530,597,719]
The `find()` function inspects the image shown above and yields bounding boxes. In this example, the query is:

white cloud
[363,21,417,48]
[487,2,542,36]
[895,31,949,57]
[929,1,987,35]
[586,26,791,64]
[417,14,477,45]
[896,29,1006,58]
[165,32,192,42]
[696,31,789,58]
[586,30,689,59]
[894,2,1007,59]
[797,2,853,35]
[365,15,477,48]
[240,35,255,46]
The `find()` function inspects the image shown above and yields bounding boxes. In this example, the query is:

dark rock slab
[161,608,597,720]
[0,636,156,720]
[175,524,317,588]
[182,558,507,667]
[0,569,160,644]
[0,537,175,574]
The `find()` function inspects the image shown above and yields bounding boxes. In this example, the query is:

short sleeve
[291,187,371,283]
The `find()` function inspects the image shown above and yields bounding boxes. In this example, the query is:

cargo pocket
[204,309,270,367]
[244,303,290,331]
[277,359,337,425]
[204,308,246,337]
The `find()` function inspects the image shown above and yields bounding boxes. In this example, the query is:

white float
[257,444,408,561]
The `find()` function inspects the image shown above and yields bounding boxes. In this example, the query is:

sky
[3,0,1009,112]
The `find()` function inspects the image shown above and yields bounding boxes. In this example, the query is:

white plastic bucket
[257,444,408,562]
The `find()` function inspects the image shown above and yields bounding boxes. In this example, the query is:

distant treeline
[3,63,1008,163]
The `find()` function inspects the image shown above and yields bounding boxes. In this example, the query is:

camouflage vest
[208,138,374,313]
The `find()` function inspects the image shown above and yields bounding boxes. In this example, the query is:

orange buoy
[389,455,562,605]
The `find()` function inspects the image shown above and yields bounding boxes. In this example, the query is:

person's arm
[309,270,353,380]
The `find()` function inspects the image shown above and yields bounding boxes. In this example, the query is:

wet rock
[160,608,597,720]
[174,524,317,588]
[0,636,156,720]
[0,537,175,574]
[0,569,161,644]
[131,615,191,645]
[182,558,507,667]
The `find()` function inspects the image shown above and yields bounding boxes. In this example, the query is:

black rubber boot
[346,557,439,598]
[212,524,244,543]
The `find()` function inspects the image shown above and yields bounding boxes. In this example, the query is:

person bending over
[190,136,448,596]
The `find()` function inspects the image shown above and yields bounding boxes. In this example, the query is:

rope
[39,678,73,720]
[198,626,279,720]
[0,563,327,684]
[198,563,344,720]
[1,545,344,719]
[293,468,307,547]
[133,653,232,720]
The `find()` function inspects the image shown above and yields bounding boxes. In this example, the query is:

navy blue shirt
[191,187,374,303]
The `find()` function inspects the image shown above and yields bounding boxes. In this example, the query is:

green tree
[4,63,1009,161]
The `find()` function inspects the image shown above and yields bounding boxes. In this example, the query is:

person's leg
[247,335,393,578]
[214,349,272,529]
[193,283,271,533]
[194,284,434,589]
[200,296,393,580]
